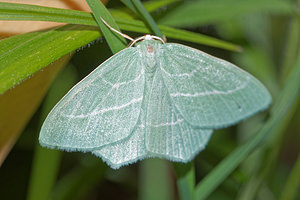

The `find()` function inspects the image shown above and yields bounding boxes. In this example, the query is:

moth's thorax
[136,40,162,74]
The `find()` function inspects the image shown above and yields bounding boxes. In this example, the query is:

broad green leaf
[0,25,100,94]
[0,2,97,26]
[158,0,293,27]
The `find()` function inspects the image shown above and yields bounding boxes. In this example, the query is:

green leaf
[0,2,97,26]
[0,25,100,95]
[158,0,294,27]
[194,48,300,199]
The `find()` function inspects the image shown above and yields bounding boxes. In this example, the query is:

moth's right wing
[39,48,145,151]
[160,43,271,129]
[145,70,213,162]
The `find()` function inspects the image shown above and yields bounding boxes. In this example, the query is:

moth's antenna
[100,17,134,42]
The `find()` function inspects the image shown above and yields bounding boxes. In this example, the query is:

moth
[39,29,271,169]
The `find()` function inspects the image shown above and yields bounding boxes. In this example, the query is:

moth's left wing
[39,48,144,151]
[160,43,271,129]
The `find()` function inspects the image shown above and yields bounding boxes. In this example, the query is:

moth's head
[135,36,163,72]
[135,38,162,56]
[129,35,165,48]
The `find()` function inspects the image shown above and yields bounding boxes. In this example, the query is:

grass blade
[173,162,195,200]
[86,0,126,53]
[115,18,241,51]
[159,0,293,27]
[52,160,106,200]
[121,0,177,15]
[280,154,300,200]
[130,0,163,38]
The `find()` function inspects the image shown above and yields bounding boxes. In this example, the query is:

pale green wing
[160,43,272,129]
[145,70,213,162]
[39,48,145,150]
[92,103,150,169]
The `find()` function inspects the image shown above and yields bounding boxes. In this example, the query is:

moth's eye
[147,45,154,53]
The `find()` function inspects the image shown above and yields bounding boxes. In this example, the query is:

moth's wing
[160,43,272,129]
[145,70,213,162]
[92,105,150,169]
[39,47,145,150]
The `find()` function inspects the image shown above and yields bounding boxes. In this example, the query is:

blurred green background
[0,0,299,199]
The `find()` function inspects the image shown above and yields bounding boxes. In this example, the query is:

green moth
[39,35,271,169]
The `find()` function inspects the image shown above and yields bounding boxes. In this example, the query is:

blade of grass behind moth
[114,0,178,20]
[158,0,294,27]
[121,0,177,16]
[131,0,163,38]
[280,154,300,200]
[51,160,106,200]
[195,47,300,200]
[173,162,195,200]
[86,0,126,53]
